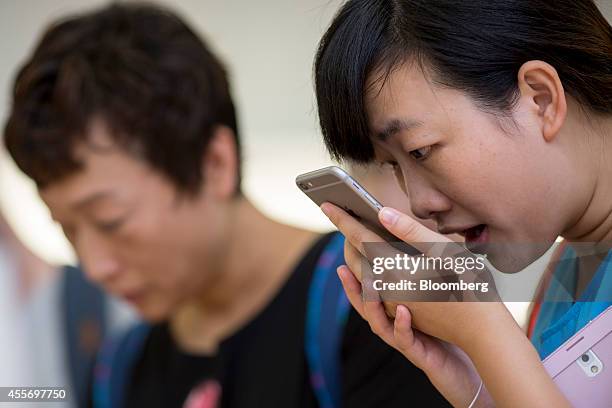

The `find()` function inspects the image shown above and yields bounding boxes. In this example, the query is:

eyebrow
[375,118,423,141]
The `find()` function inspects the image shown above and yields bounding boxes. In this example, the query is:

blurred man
[4,4,447,408]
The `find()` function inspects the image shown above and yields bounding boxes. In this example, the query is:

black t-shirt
[126,233,450,408]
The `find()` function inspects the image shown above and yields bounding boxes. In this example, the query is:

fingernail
[337,265,346,280]
[320,203,331,216]
[380,207,399,225]
[395,305,408,321]
[396,305,406,319]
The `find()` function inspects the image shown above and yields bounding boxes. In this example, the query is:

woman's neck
[564,113,612,244]
[561,113,612,298]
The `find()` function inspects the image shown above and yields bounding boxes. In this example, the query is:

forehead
[365,63,447,132]
[39,120,157,211]
[364,63,492,143]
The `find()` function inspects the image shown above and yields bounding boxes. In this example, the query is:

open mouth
[463,224,488,245]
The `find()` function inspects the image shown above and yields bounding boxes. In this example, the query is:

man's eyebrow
[71,191,113,211]
[375,118,423,141]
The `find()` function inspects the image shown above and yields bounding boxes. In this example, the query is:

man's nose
[74,234,120,284]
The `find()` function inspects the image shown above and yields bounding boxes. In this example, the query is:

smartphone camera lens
[577,350,602,377]
[298,183,309,190]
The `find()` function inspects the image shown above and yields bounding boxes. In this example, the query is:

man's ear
[201,125,239,200]
[517,60,567,142]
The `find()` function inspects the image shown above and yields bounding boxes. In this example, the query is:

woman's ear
[201,125,239,200]
[517,60,567,142]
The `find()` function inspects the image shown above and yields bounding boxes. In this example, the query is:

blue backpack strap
[93,323,151,408]
[61,265,107,408]
[305,232,351,408]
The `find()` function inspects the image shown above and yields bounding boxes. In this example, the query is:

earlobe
[517,60,567,142]
[202,126,239,200]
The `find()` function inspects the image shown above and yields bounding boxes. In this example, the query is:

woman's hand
[338,264,492,407]
[321,202,504,348]
[321,202,571,408]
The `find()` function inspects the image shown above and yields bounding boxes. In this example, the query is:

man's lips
[116,288,146,303]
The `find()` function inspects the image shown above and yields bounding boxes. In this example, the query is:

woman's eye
[409,146,432,161]
[384,160,400,170]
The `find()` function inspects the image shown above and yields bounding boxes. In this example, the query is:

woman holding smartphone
[314,0,611,406]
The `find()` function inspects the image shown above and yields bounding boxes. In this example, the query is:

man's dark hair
[314,0,612,163]
[5,3,241,194]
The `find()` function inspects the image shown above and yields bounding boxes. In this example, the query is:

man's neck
[170,197,316,354]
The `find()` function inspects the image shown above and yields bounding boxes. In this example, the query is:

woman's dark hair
[5,3,241,194]
[314,0,612,163]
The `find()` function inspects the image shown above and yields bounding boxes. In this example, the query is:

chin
[137,302,172,323]
[485,242,553,273]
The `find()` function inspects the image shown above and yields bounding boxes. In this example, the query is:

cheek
[120,232,204,320]
[113,210,197,284]
[428,141,505,206]
[441,140,562,239]
[423,136,524,221]
[142,208,216,292]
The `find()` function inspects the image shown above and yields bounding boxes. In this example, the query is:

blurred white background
[0,0,344,265]
[0,0,610,268]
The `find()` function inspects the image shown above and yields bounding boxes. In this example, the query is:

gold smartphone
[296,166,397,242]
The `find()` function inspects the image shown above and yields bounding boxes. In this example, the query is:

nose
[404,172,452,221]
[73,230,121,285]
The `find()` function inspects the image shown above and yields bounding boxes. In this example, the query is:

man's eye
[409,146,432,161]
[95,218,124,232]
